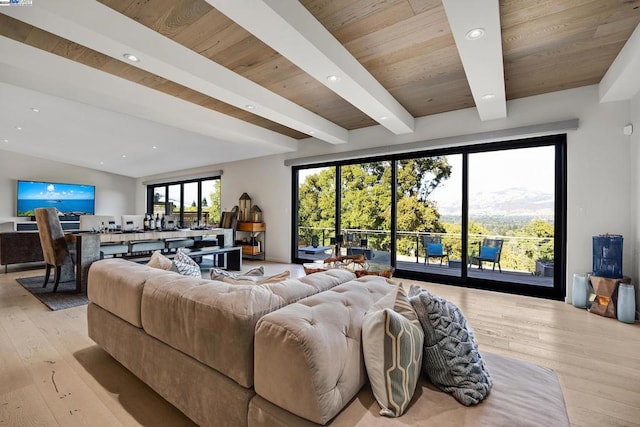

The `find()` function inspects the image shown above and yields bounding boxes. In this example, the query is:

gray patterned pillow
[408,285,492,406]
[362,285,424,417]
[173,250,201,277]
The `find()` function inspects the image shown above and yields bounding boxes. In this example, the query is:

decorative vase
[571,274,588,308]
[616,283,636,323]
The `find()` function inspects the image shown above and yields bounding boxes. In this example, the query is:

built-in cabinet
[236,221,266,260]
[0,232,44,272]
[16,216,80,232]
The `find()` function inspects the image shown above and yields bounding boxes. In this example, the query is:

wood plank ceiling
[2,0,640,140]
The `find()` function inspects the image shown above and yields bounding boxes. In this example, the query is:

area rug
[16,276,88,311]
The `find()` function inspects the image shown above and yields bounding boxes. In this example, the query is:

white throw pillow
[362,284,424,417]
[173,250,201,277]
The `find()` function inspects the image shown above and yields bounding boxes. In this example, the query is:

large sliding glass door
[340,161,392,270]
[467,146,556,287]
[295,166,336,262]
[292,136,566,300]
[395,155,463,278]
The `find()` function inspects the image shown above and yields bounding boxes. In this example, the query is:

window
[146,176,221,228]
[292,135,566,300]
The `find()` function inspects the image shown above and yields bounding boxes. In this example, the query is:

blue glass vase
[617,283,636,324]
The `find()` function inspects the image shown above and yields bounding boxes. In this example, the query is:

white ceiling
[1,1,639,178]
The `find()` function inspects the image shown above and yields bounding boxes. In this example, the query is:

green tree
[297,157,452,252]
[207,180,222,224]
[297,167,336,245]
[442,221,489,261]
[504,218,554,273]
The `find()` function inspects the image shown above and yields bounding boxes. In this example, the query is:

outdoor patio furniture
[423,235,448,265]
[469,238,503,272]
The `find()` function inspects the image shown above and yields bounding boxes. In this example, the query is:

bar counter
[72,228,224,293]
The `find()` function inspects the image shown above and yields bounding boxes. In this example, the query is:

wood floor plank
[0,305,121,427]
[0,385,59,426]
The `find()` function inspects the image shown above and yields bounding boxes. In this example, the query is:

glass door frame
[291,135,567,300]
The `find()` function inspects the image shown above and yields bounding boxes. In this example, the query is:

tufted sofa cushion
[140,266,356,388]
[88,258,176,328]
[253,276,393,425]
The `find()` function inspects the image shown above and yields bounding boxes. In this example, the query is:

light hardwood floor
[1,262,639,426]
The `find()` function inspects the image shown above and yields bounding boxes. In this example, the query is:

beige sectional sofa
[87,258,570,427]
[87,258,360,426]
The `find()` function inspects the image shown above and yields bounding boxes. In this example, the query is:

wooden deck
[298,249,554,288]
[397,261,555,287]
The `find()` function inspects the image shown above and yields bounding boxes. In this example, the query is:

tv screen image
[17,180,95,217]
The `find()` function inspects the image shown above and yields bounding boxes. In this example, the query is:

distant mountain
[435,187,554,217]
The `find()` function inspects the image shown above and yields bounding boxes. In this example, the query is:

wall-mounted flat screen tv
[17,180,96,217]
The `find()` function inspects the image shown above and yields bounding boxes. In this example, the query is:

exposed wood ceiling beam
[442,0,506,121]
[599,23,640,103]
[207,0,416,135]
[2,0,349,145]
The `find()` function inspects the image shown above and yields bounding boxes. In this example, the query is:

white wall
[0,150,137,225]
[630,91,640,312]
[138,85,635,301]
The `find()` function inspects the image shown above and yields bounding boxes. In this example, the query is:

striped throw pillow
[362,284,424,417]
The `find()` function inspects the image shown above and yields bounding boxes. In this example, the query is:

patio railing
[298,226,553,275]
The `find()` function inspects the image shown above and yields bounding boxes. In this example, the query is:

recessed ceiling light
[123,53,140,62]
[121,154,127,158]
[245,104,256,110]
[16,126,22,130]
[2,139,8,143]
[465,28,485,40]
[31,107,39,113]
[481,93,496,100]
[99,161,104,165]
[309,131,315,135]
[152,145,157,149]
[379,116,389,121]
[326,75,341,83]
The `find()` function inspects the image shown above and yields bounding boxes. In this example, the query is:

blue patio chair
[423,235,448,265]
[469,238,503,272]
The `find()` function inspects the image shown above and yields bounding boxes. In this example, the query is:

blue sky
[18,181,95,200]
[430,145,555,204]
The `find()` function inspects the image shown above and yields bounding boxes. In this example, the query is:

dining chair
[35,208,75,292]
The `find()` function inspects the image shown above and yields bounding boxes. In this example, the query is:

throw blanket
[409,286,493,406]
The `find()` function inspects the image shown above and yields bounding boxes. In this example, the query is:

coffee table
[303,255,393,278]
